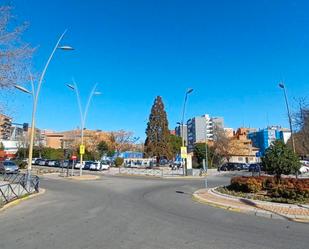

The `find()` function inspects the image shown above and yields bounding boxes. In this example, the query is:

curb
[211,187,308,209]
[0,188,46,213]
[164,176,205,180]
[116,173,161,179]
[192,193,244,213]
[192,189,309,223]
[68,175,100,181]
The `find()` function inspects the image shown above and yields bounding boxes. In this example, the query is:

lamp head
[66,84,75,90]
[14,85,32,94]
[187,88,193,94]
[58,45,74,50]
[279,83,285,89]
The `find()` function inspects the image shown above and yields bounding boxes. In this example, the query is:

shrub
[230,176,264,193]
[114,157,124,167]
[269,178,309,201]
[227,176,309,203]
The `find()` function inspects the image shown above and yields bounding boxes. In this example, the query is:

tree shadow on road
[238,198,295,222]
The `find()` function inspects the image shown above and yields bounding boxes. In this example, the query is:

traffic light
[23,123,29,132]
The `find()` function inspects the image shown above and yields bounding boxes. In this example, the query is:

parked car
[34,158,42,165]
[0,161,19,174]
[38,159,47,166]
[170,160,182,170]
[299,165,309,174]
[32,158,40,164]
[248,163,262,172]
[89,161,109,171]
[220,162,243,171]
[83,161,93,170]
[74,161,84,169]
[240,163,250,170]
[100,160,110,170]
[47,160,60,167]
[74,161,89,169]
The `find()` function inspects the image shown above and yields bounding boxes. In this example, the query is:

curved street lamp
[278,82,296,153]
[180,88,193,176]
[66,80,101,176]
[14,30,73,189]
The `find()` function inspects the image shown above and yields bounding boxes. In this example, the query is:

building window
[238,157,243,161]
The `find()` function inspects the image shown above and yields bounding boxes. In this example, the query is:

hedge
[229,176,309,201]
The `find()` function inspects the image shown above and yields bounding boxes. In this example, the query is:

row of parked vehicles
[219,162,263,172]
[32,158,111,171]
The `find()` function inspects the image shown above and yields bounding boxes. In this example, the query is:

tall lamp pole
[14,30,73,189]
[204,119,208,172]
[180,88,193,175]
[279,82,296,153]
[67,81,101,176]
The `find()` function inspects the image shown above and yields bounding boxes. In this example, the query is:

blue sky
[7,0,309,140]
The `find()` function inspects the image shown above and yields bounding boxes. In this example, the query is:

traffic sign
[80,145,85,155]
[71,155,77,160]
[181,146,187,159]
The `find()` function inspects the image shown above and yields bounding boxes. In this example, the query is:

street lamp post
[203,120,208,172]
[180,88,193,176]
[14,30,73,189]
[67,81,101,176]
[279,82,296,153]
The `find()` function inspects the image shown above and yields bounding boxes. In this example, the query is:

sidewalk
[193,188,309,222]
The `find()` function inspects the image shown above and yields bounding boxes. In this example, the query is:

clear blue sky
[8,0,309,140]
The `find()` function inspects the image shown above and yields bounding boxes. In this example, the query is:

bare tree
[0,5,33,90]
[109,130,139,153]
[292,98,309,157]
[209,125,230,167]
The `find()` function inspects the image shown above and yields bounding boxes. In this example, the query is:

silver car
[0,161,19,174]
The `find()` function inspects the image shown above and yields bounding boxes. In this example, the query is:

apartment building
[248,126,291,156]
[0,114,12,140]
[187,114,224,152]
[175,124,188,146]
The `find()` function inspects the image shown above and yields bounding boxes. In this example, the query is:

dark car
[34,158,42,165]
[83,161,93,170]
[38,159,47,166]
[220,162,243,171]
[248,163,262,172]
[0,161,19,174]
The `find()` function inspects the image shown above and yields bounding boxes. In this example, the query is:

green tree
[144,96,172,162]
[169,134,182,158]
[262,140,301,182]
[114,157,124,167]
[97,140,109,157]
[193,143,212,168]
[0,142,4,150]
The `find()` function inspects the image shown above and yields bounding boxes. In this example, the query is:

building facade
[175,124,187,146]
[187,114,224,152]
[227,128,259,164]
[248,126,291,156]
[0,114,12,140]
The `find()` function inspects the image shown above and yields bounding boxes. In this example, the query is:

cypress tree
[144,96,172,162]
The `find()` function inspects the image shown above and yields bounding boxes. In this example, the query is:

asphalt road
[0,174,308,249]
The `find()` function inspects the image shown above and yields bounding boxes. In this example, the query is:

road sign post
[79,145,85,155]
[71,155,77,176]
[181,146,187,176]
